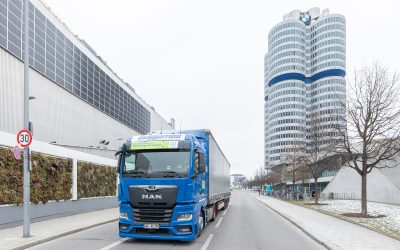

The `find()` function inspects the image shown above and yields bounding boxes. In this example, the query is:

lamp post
[23,0,30,238]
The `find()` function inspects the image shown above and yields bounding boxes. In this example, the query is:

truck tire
[224,199,229,210]
[196,210,204,238]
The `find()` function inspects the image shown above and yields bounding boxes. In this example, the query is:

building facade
[264,8,346,168]
[0,0,173,158]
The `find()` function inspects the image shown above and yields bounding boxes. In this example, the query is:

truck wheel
[224,199,229,210]
[196,211,204,238]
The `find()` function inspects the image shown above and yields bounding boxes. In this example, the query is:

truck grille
[132,207,173,224]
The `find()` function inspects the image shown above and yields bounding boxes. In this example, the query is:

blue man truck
[116,129,231,241]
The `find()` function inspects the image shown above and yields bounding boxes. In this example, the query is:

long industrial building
[0,0,174,157]
[264,8,346,168]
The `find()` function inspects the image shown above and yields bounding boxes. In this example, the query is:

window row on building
[310,85,345,96]
[268,43,305,59]
[269,28,305,45]
[310,16,345,31]
[268,64,305,79]
[269,80,305,92]
[310,30,345,46]
[269,125,304,134]
[267,50,305,65]
[310,78,345,89]
[269,103,305,113]
[311,60,345,72]
[269,132,304,141]
[268,111,306,121]
[269,88,305,99]
[0,0,151,134]
[268,96,305,107]
[267,118,305,128]
[310,53,345,66]
[268,57,305,72]
[269,35,304,51]
[269,22,304,40]
[310,23,345,39]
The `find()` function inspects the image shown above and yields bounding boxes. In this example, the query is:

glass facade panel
[0,0,151,134]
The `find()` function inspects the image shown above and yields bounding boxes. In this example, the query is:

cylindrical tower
[264,8,346,168]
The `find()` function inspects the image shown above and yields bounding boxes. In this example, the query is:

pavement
[22,190,323,250]
[0,208,118,250]
[253,194,400,250]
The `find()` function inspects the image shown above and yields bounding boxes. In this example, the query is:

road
[28,190,325,250]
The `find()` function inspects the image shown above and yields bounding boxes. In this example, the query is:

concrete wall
[322,164,400,204]
[0,196,117,229]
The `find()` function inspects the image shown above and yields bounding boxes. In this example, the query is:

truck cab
[117,131,216,241]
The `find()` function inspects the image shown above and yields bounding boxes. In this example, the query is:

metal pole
[23,0,30,238]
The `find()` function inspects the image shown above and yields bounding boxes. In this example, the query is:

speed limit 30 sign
[17,129,33,148]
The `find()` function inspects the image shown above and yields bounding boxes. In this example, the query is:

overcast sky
[44,0,400,178]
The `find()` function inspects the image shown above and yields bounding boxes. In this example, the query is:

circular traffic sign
[12,145,23,160]
[17,129,33,148]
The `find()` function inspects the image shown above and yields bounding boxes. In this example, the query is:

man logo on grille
[142,194,162,199]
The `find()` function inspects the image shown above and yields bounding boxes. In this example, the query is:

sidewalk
[252,194,400,250]
[0,208,118,250]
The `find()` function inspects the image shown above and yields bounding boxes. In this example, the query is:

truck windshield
[122,149,190,178]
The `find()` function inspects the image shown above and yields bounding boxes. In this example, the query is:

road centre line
[215,217,224,228]
[201,234,214,250]
[99,239,126,250]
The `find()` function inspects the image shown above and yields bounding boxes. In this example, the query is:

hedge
[0,146,72,205]
[77,161,117,198]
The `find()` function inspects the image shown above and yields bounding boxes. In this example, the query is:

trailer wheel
[196,210,204,238]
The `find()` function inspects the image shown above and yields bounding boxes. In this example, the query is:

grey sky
[43,0,400,178]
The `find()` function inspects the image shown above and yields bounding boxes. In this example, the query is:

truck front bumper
[118,203,199,242]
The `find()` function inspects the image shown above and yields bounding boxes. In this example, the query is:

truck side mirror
[199,153,206,173]
[117,154,122,173]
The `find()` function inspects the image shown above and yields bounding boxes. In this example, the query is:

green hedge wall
[0,147,72,205]
[77,162,117,198]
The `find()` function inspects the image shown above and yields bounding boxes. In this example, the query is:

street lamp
[22,0,30,238]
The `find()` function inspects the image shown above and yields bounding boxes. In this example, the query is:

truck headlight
[120,212,129,220]
[177,213,192,221]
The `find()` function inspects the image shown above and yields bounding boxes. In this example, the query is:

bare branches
[336,62,400,216]
[341,63,400,173]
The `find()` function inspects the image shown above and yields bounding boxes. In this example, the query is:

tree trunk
[292,179,295,200]
[314,177,319,204]
[361,173,367,216]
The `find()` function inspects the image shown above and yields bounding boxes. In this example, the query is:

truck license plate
[144,224,160,229]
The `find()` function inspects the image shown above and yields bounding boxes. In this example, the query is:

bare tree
[337,63,400,216]
[281,143,305,199]
[303,112,340,204]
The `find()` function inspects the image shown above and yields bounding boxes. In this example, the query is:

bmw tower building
[264,8,346,168]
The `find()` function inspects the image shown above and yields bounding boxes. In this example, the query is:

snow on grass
[307,200,400,240]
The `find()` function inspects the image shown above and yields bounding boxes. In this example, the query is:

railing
[321,192,356,200]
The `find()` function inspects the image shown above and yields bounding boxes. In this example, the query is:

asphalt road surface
[29,190,325,250]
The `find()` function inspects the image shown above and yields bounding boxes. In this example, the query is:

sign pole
[23,0,30,238]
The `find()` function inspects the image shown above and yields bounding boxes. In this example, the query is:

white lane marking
[99,239,126,250]
[223,207,229,216]
[215,217,224,228]
[201,234,214,250]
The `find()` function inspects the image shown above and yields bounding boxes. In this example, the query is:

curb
[253,196,338,250]
[11,218,118,250]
